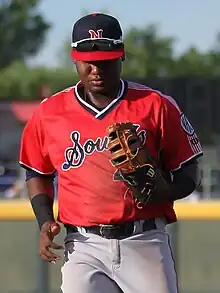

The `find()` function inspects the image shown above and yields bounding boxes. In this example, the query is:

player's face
[75,58,122,95]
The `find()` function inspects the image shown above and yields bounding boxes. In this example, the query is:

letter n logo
[88,29,103,39]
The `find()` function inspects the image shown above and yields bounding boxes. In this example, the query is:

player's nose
[90,61,105,75]
[90,64,101,75]
[90,64,99,74]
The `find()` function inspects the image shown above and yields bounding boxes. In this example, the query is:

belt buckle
[99,225,106,237]
[99,224,114,238]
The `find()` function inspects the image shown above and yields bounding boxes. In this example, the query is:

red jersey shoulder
[39,85,76,116]
[127,81,158,100]
[127,80,178,111]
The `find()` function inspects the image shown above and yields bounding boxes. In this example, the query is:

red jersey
[19,80,203,226]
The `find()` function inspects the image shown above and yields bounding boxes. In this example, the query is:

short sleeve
[19,107,55,174]
[160,96,203,171]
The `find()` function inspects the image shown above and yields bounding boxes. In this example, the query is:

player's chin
[89,84,106,94]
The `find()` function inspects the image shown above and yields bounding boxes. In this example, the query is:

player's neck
[84,82,121,109]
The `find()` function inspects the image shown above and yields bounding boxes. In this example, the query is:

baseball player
[19,13,203,293]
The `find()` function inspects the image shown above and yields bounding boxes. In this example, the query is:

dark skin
[27,177,63,263]
[28,162,199,263]
[27,58,200,263]
[26,59,124,264]
[75,58,122,108]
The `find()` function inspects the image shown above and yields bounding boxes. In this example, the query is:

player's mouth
[89,79,105,86]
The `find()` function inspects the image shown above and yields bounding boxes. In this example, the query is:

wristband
[30,193,54,229]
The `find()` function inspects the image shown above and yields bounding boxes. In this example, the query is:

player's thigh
[61,264,121,293]
[61,249,122,293]
[117,230,178,293]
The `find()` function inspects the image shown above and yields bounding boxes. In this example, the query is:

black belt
[65,219,157,239]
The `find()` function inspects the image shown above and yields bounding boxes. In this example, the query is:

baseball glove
[106,122,170,206]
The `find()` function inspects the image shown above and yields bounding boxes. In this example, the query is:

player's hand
[39,220,64,263]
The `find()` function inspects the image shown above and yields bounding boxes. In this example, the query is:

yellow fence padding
[0,200,220,220]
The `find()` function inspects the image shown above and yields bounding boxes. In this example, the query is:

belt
[65,219,157,239]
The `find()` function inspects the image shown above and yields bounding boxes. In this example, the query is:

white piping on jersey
[128,81,181,113]
[41,97,48,103]
[51,86,75,98]
[75,79,125,118]
[171,152,203,172]
[39,86,76,105]
[128,81,203,169]
[19,161,55,175]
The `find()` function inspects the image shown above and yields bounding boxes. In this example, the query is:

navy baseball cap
[71,13,125,61]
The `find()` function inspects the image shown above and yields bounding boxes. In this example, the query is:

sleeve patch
[180,113,195,135]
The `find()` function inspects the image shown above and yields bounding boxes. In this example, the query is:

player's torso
[41,80,175,225]
[43,80,160,181]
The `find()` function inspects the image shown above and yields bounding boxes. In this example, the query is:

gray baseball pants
[61,217,178,293]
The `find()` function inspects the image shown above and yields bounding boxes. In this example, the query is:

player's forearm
[26,174,55,199]
[169,161,200,201]
[27,177,55,229]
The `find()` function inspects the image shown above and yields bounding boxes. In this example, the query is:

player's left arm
[159,96,203,201]
[168,158,201,201]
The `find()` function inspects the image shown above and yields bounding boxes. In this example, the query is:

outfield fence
[1,200,220,293]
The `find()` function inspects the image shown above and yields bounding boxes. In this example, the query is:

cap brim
[71,48,124,61]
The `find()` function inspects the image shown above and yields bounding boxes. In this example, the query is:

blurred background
[0,0,220,292]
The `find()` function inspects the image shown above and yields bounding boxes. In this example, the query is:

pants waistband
[65,218,164,239]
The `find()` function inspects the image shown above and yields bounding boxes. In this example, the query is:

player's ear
[70,50,76,64]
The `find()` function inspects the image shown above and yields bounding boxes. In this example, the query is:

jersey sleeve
[19,107,55,174]
[160,96,203,171]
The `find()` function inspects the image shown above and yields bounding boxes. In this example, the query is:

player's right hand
[39,220,64,263]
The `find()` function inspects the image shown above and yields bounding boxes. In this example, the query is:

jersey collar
[74,79,126,119]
